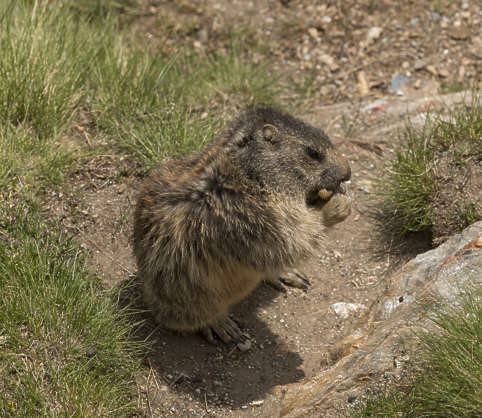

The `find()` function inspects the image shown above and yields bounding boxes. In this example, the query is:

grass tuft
[115,104,220,171]
[378,91,481,242]
[194,38,281,107]
[0,1,101,139]
[380,122,436,234]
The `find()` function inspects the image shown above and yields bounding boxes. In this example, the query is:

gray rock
[237,339,252,352]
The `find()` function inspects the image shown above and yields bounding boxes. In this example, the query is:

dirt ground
[49,1,480,416]
[133,0,481,105]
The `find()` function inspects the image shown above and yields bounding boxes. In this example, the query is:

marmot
[133,107,351,343]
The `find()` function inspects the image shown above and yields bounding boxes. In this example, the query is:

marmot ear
[262,124,278,143]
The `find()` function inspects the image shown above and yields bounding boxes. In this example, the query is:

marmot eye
[305,147,323,161]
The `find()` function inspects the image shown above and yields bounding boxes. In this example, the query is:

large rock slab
[278,221,481,417]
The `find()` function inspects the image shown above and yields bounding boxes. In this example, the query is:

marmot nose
[323,150,352,191]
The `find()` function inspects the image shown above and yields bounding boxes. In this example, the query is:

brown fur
[133,107,351,338]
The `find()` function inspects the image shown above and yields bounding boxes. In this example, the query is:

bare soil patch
[134,0,481,105]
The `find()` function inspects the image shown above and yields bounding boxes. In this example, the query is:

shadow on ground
[117,273,305,408]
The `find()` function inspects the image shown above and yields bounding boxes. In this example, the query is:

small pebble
[85,347,97,358]
[308,27,318,39]
[237,339,252,352]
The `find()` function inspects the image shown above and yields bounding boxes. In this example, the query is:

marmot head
[227,107,351,209]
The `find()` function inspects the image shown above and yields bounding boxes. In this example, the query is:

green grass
[88,47,216,169]
[0,203,144,416]
[431,94,482,160]
[0,124,75,194]
[194,39,281,105]
[460,201,481,225]
[378,91,481,241]
[353,291,482,417]
[380,121,437,234]
[113,104,220,171]
[0,1,101,139]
